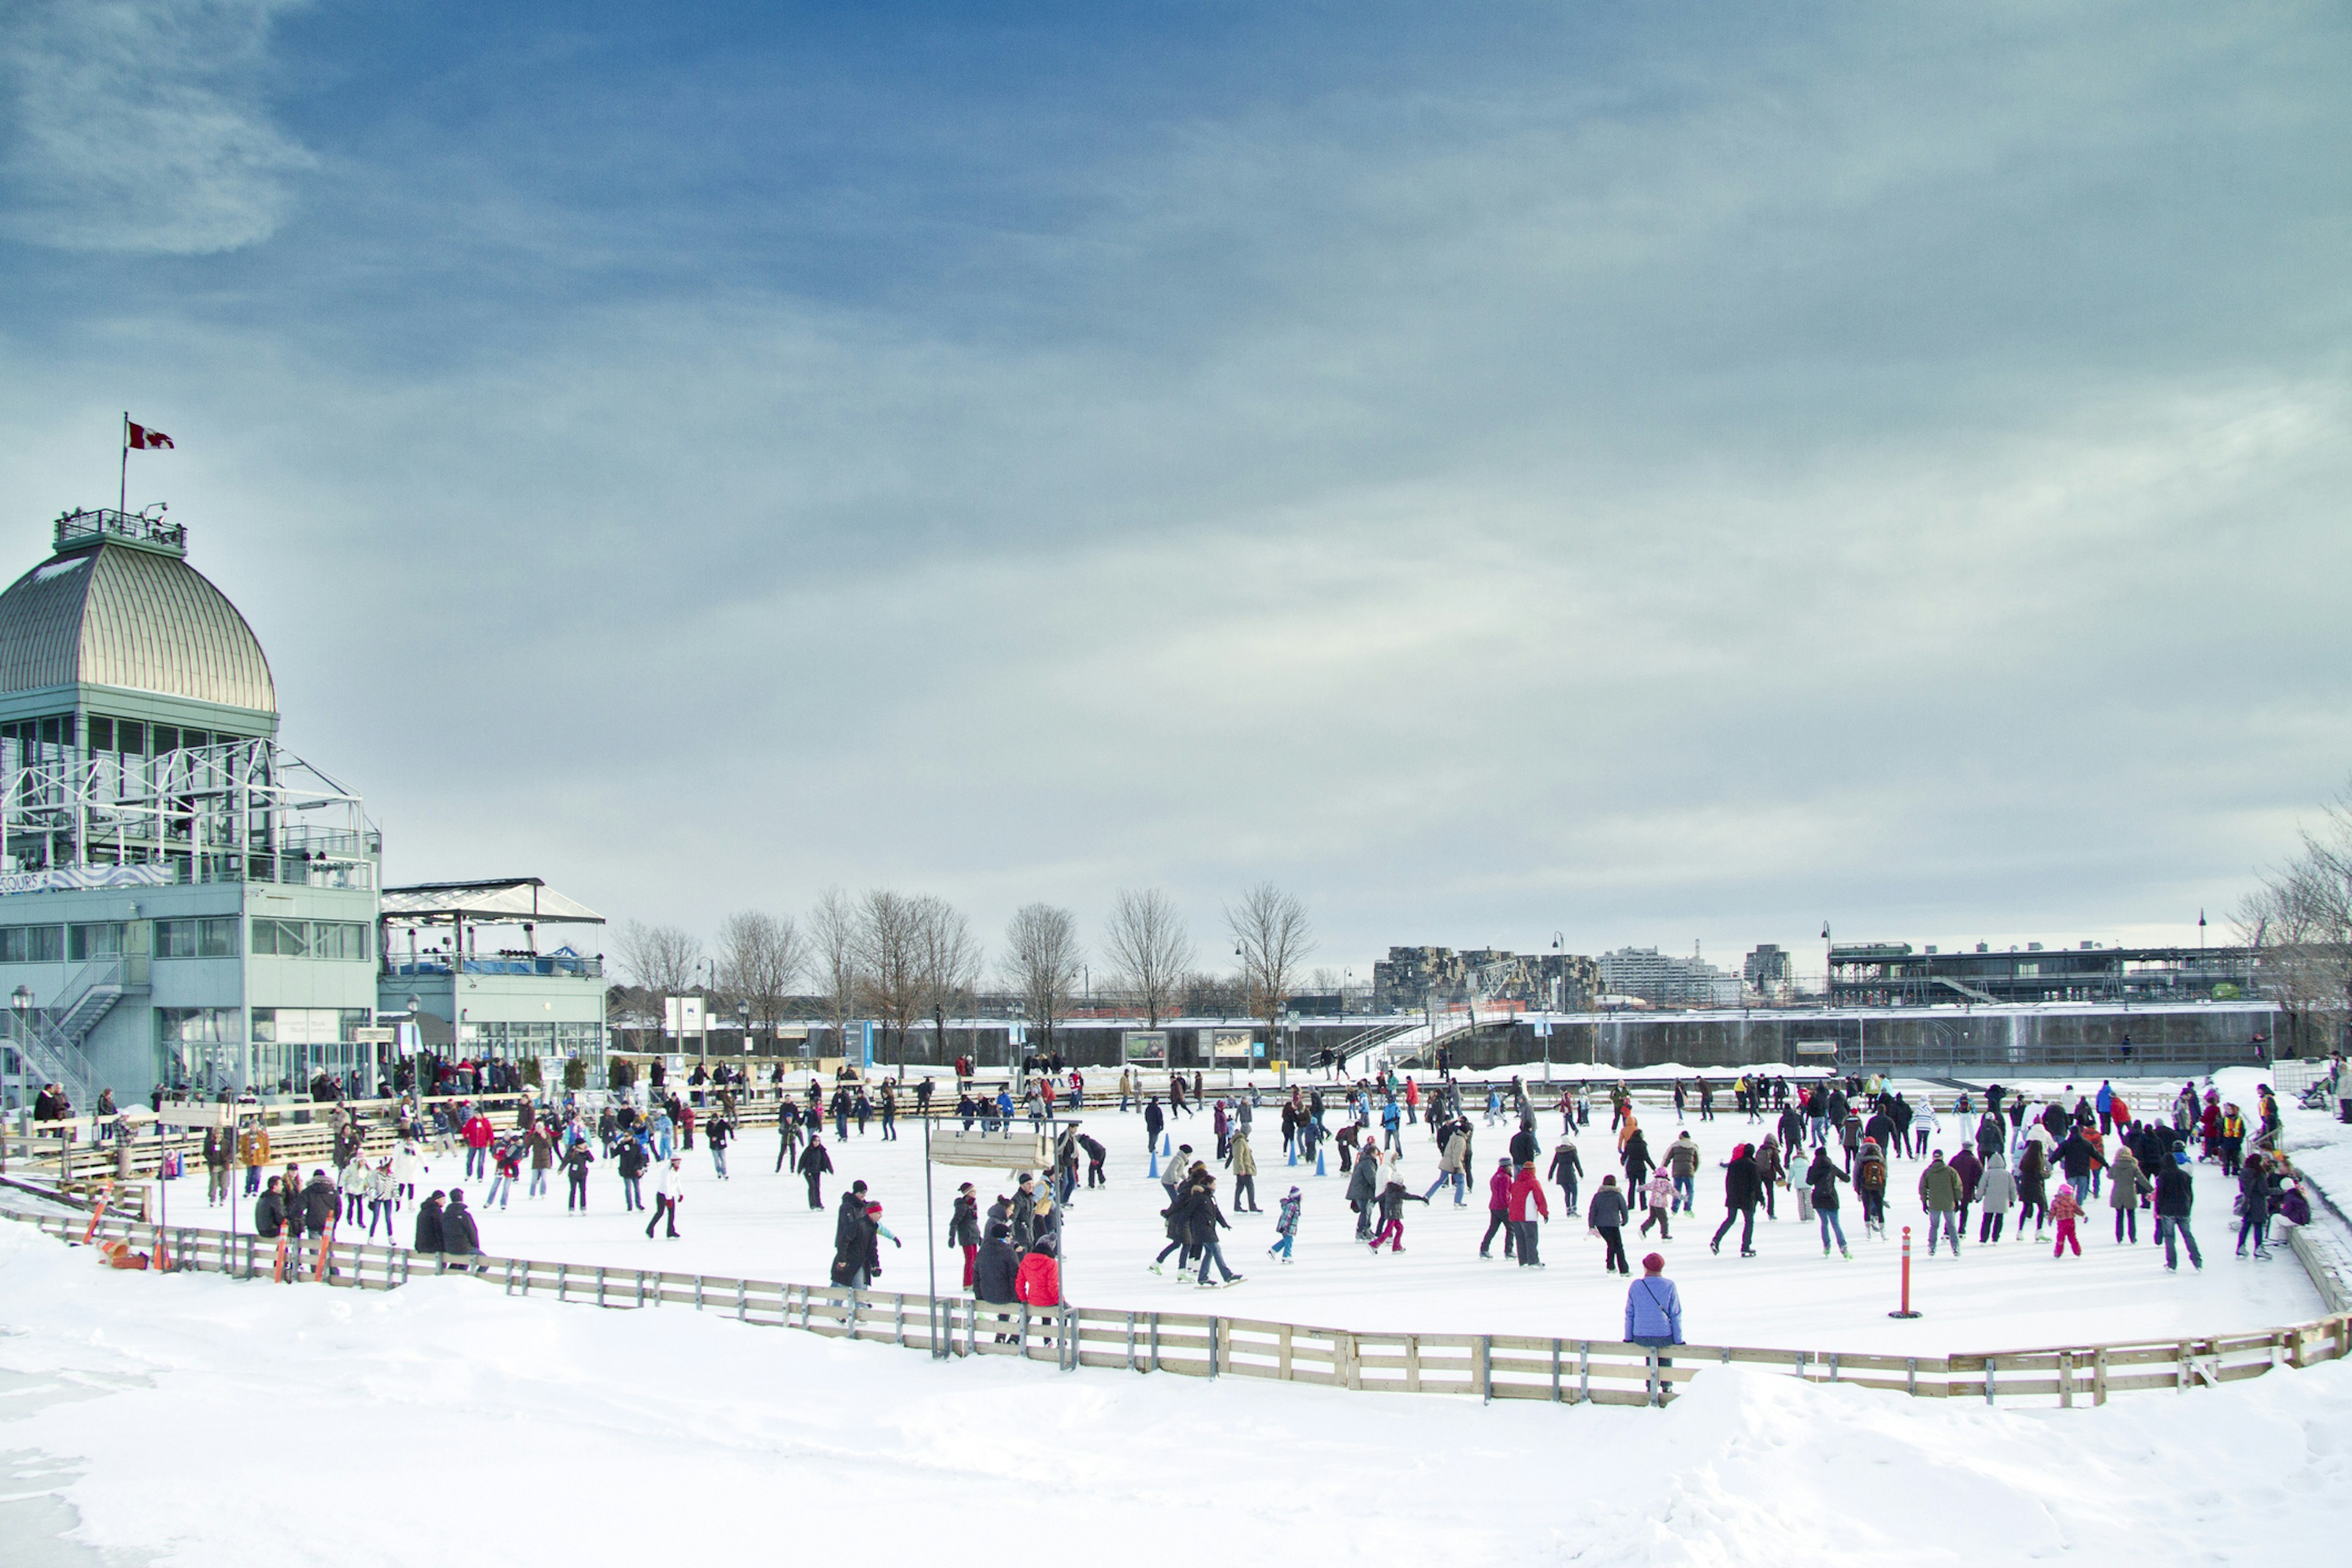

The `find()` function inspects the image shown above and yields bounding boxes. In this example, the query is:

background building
[1372,945,1600,1012]
[1827,939,2255,1008]
[378,878,606,1072]
[1598,945,1741,1007]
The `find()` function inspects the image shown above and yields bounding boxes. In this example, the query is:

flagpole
[119,412,129,514]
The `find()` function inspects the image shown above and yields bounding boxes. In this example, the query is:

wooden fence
[19,1209,2350,1411]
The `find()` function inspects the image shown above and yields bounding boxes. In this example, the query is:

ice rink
[148,1069,2323,1356]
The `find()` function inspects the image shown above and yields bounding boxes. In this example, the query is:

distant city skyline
[2,4,2345,984]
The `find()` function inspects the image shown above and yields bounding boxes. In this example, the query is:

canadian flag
[126,421,174,450]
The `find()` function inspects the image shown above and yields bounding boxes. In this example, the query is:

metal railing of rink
[19,1210,2352,1411]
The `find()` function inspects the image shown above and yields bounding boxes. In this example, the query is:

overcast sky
[1,2,2346,983]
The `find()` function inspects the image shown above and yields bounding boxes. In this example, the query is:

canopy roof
[380,878,603,925]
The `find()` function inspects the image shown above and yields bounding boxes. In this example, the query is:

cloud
[0,4,2345,970]
[0,0,312,254]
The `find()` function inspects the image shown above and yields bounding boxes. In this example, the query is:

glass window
[153,725,178,753]
[90,717,113,751]
[156,918,239,960]
[184,729,208,749]
[68,923,124,961]
[250,917,304,957]
[0,924,64,963]
[61,714,74,746]
[38,717,57,745]
[118,720,143,755]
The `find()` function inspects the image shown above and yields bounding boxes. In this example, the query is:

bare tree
[810,886,861,1056]
[714,910,807,1049]
[616,919,701,1001]
[913,895,984,1069]
[1003,903,1084,1061]
[614,919,703,1059]
[856,889,926,1074]
[1102,887,1194,1028]
[1182,968,1244,1019]
[1227,883,1314,1049]
[2236,778,2352,1050]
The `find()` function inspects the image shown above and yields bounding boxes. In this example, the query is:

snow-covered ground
[5,1215,2352,1567]
[143,1076,2320,1356]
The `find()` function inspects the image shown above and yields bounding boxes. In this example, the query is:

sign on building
[1122,1030,1167,1064]
[1210,1028,1255,1060]
[1794,1040,1838,1057]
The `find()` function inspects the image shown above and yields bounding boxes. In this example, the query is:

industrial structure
[1826,940,2255,1008]
[0,507,380,1106]
[378,878,606,1071]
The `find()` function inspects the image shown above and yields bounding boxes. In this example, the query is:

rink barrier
[18,1208,2352,1411]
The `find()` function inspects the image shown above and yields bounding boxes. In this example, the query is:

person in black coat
[832,1183,875,1285]
[440,1189,481,1265]
[254,1177,288,1238]
[797,1134,833,1209]
[1711,1148,1762,1257]
[2154,1147,2202,1271]
[974,1203,1021,1340]
[414,1191,446,1253]
[300,1170,339,1237]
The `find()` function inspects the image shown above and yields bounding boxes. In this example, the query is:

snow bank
[2,1218,2349,1566]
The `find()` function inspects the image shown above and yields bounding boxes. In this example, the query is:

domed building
[0,507,380,1109]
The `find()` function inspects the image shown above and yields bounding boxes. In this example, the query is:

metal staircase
[6,956,147,1112]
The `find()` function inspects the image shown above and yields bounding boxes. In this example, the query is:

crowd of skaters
[128,1049,2342,1365]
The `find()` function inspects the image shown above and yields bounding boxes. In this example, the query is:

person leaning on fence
[1625,1253,1684,1390]
[415,1189,446,1254]
[977,1197,1020,1338]
[1015,1232,1062,1343]
[254,1175,288,1245]
[440,1188,481,1272]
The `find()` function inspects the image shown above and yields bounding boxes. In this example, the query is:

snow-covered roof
[380,878,603,924]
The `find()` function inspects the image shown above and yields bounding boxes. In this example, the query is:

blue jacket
[1624,1275,1683,1344]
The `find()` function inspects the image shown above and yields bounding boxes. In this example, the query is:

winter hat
[1642,1253,1665,1274]
[867,1203,883,1216]
[1287,1186,1300,1197]
[449,1188,464,1202]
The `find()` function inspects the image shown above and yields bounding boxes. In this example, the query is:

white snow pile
[4,1218,2351,1566]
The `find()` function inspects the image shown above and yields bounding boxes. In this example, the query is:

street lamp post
[2,984,25,1174]
[739,1000,752,1058]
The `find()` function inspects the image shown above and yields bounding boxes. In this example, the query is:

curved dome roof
[0,541,276,714]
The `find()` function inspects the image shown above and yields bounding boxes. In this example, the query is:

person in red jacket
[1507,1161,1551,1267]
[1014,1235,1062,1348]
[461,1111,495,1181]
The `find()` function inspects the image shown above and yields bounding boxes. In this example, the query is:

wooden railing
[19,1209,2349,1410]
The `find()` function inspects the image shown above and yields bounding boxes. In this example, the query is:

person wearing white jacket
[390,1140,421,1202]
[1973,1150,2019,1243]
[645,1155,684,1240]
